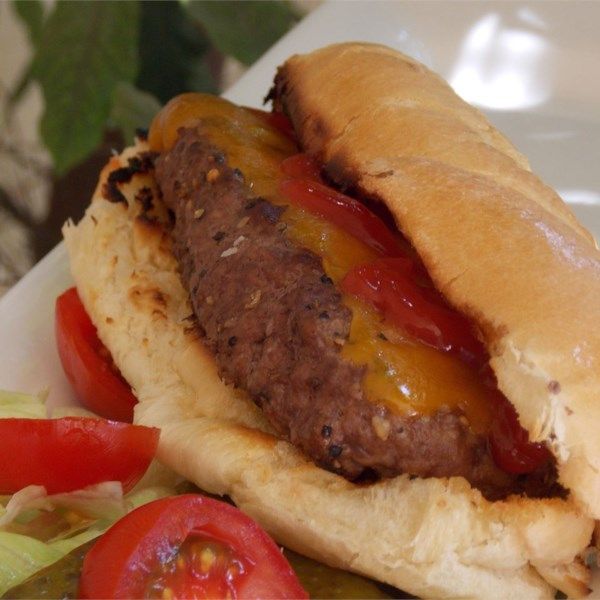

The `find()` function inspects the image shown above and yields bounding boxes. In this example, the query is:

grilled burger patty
[155,128,561,500]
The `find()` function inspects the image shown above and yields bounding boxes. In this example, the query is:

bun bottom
[63,144,594,599]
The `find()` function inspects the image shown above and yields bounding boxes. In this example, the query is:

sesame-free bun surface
[63,143,594,599]
[272,42,600,520]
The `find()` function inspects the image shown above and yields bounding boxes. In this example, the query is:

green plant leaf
[33,1,140,176]
[186,0,299,66]
[109,82,162,144]
[12,0,44,46]
[186,55,218,95]
[137,0,212,103]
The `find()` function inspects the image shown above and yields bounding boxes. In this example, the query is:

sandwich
[62,43,600,598]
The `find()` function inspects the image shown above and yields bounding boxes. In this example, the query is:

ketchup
[280,179,405,257]
[483,368,551,474]
[341,258,486,366]
[280,152,551,475]
[281,153,322,181]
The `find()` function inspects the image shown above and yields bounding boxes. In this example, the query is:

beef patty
[155,128,561,500]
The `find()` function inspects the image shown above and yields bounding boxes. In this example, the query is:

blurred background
[2,1,599,299]
[0,0,319,295]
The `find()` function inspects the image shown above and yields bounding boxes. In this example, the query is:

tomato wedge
[79,494,308,599]
[280,177,404,257]
[56,287,137,422]
[0,417,159,494]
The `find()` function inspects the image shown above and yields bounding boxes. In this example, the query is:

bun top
[272,42,600,518]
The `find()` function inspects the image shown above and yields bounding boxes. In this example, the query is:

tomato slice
[0,417,159,494]
[56,287,137,422]
[79,494,308,600]
[341,258,486,366]
[487,385,551,474]
[280,178,404,257]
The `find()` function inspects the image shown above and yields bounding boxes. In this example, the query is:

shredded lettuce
[0,484,174,595]
[49,405,99,419]
[0,387,178,595]
[0,482,128,529]
[0,388,100,420]
[0,487,50,531]
[0,522,107,594]
[0,390,47,419]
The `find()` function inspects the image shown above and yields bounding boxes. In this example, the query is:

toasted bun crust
[272,42,600,519]
[63,143,593,599]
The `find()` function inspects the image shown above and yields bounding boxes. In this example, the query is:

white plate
[1,1,599,414]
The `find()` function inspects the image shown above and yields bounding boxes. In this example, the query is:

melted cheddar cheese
[149,93,491,433]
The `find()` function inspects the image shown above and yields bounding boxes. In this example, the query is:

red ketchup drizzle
[280,179,406,258]
[483,368,552,474]
[341,258,486,367]
[280,153,551,475]
[281,154,405,257]
[281,153,322,181]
